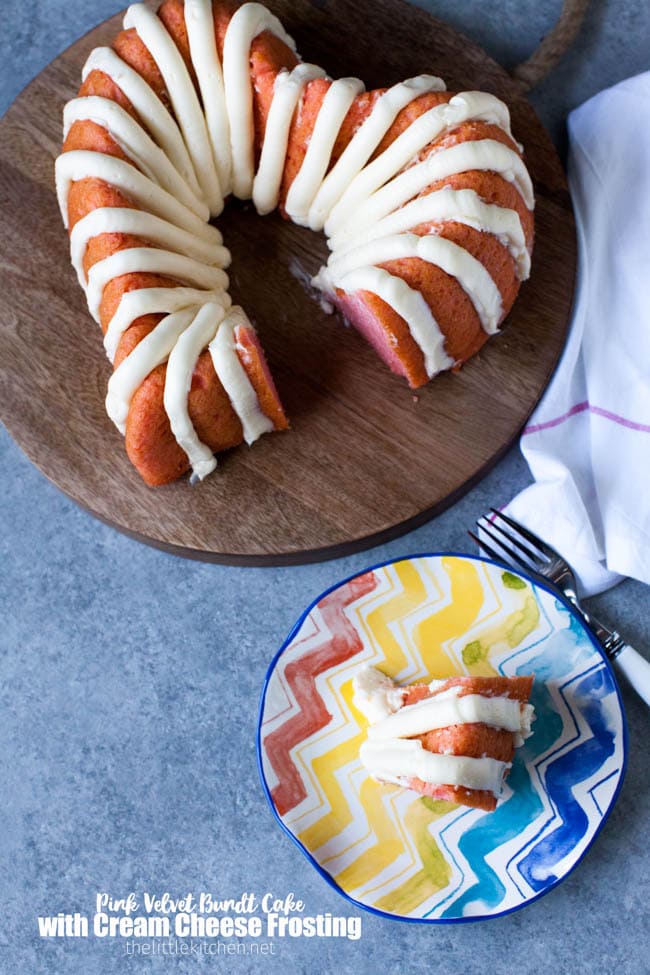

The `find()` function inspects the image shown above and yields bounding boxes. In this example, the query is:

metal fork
[469,509,650,707]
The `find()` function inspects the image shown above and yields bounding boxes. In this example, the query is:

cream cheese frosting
[307,75,447,231]
[209,306,276,444]
[367,690,528,740]
[360,738,510,794]
[163,302,227,480]
[253,64,326,215]
[353,666,534,797]
[123,3,225,215]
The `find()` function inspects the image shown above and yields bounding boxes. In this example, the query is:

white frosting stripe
[317,264,452,378]
[69,207,228,288]
[63,96,206,218]
[360,738,509,794]
[106,305,197,433]
[325,91,524,236]
[105,286,230,364]
[333,187,530,280]
[328,140,535,248]
[55,151,214,238]
[163,301,228,480]
[184,0,233,195]
[209,307,275,445]
[308,75,446,231]
[285,76,365,228]
[223,2,297,199]
[324,232,503,334]
[123,3,224,215]
[253,63,326,215]
[85,248,228,321]
[368,692,525,740]
[81,46,202,199]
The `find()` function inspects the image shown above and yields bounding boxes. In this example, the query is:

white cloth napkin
[507,72,650,596]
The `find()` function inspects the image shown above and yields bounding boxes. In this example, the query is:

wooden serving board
[0,0,576,565]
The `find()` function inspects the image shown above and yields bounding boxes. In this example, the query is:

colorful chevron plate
[258,554,627,922]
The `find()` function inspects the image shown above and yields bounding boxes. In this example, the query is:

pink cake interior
[335,292,409,382]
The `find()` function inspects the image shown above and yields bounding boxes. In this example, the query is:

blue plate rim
[256,550,629,925]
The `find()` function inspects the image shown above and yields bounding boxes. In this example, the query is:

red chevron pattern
[264,571,378,816]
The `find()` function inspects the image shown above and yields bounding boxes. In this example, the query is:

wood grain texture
[0,0,576,565]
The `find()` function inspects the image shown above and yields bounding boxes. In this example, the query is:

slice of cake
[353,666,534,811]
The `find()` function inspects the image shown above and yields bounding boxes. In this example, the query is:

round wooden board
[0,0,575,565]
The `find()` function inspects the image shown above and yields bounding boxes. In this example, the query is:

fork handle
[578,607,650,708]
[613,643,650,708]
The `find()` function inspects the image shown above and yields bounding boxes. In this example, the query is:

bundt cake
[56,0,535,486]
[353,667,535,811]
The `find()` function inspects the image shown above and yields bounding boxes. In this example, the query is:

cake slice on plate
[353,666,534,811]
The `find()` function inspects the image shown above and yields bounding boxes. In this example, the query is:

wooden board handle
[512,0,590,90]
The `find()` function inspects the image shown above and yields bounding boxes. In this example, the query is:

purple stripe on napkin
[524,401,650,436]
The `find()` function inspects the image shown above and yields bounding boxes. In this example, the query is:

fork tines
[470,509,552,575]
